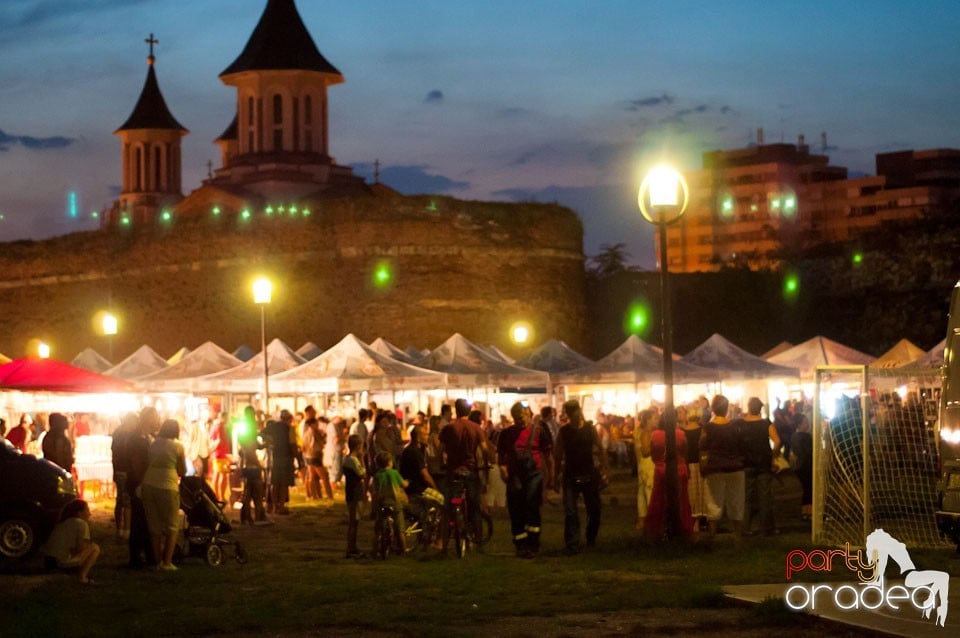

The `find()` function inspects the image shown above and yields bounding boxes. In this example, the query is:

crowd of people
[2,393,814,583]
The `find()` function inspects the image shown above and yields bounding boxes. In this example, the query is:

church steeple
[114,35,188,224]
[219,0,343,161]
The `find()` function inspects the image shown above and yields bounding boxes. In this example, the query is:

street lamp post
[252,277,273,416]
[102,312,118,362]
[639,164,689,539]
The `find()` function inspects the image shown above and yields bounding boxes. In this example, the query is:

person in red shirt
[438,399,490,555]
[6,414,33,453]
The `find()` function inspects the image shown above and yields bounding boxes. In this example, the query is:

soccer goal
[812,365,949,548]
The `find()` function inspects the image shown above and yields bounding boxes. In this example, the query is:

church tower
[219,0,343,164]
[114,35,188,224]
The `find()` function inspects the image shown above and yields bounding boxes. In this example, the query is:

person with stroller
[142,418,187,571]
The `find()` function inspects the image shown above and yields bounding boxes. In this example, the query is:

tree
[588,243,631,278]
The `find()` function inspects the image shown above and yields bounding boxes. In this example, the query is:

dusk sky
[2,0,959,267]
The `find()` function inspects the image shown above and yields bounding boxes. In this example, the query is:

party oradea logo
[784,528,950,628]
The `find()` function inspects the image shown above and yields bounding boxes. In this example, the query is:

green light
[278,205,286,214]
[623,301,650,336]
[160,210,172,223]
[783,273,800,299]
[233,418,251,440]
[91,211,99,219]
[783,196,797,216]
[770,198,781,209]
[289,204,298,214]
[722,198,733,212]
[265,205,274,216]
[750,204,758,212]
[120,215,131,226]
[212,206,221,216]
[426,201,437,212]
[240,209,251,221]
[373,263,392,287]
[302,208,311,217]
[0,213,5,221]
[852,252,863,266]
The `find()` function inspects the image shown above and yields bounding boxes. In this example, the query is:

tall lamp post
[102,312,118,362]
[252,277,273,416]
[638,164,689,539]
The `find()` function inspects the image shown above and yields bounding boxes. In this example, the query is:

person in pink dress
[644,407,694,539]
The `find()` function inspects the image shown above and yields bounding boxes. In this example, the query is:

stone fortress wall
[0,196,587,362]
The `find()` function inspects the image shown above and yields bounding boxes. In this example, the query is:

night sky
[2,0,959,267]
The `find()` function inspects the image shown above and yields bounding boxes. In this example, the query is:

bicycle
[401,498,442,552]
[447,473,493,558]
[375,504,405,559]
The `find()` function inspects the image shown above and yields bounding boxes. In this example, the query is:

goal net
[812,365,949,548]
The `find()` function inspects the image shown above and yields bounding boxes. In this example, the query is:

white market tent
[105,345,169,380]
[870,338,925,368]
[167,346,191,366]
[138,341,241,393]
[71,348,113,374]
[416,333,549,388]
[767,335,873,381]
[555,335,721,386]
[271,333,446,393]
[482,345,515,364]
[682,334,800,380]
[193,338,305,394]
[515,339,593,373]
[295,342,323,361]
[368,337,418,364]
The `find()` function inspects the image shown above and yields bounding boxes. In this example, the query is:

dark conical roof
[116,64,187,133]
[220,0,342,77]
[216,114,238,142]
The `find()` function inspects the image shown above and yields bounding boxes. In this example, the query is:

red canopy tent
[0,358,134,393]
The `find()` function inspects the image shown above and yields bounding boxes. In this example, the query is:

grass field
[1,469,936,637]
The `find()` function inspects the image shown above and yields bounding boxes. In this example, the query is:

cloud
[0,129,75,152]
[424,90,444,104]
[2,0,157,31]
[626,94,674,110]
[350,163,469,195]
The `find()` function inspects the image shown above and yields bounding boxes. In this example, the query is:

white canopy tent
[417,333,549,388]
[295,342,323,361]
[271,334,446,394]
[515,339,593,373]
[71,348,113,374]
[552,335,721,415]
[105,345,170,380]
[767,336,873,382]
[368,337,419,364]
[138,341,241,393]
[682,334,799,380]
[193,338,305,394]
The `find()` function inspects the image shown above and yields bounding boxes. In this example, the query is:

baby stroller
[178,476,248,566]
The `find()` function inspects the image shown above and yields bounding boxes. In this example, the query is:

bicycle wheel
[454,508,468,558]
[402,518,421,554]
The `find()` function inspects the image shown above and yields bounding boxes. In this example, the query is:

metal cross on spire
[145,33,159,64]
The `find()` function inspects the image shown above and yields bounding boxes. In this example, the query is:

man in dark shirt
[399,421,439,532]
[128,406,160,568]
[556,399,605,552]
[438,398,489,554]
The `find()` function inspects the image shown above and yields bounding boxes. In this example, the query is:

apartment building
[662,138,960,272]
